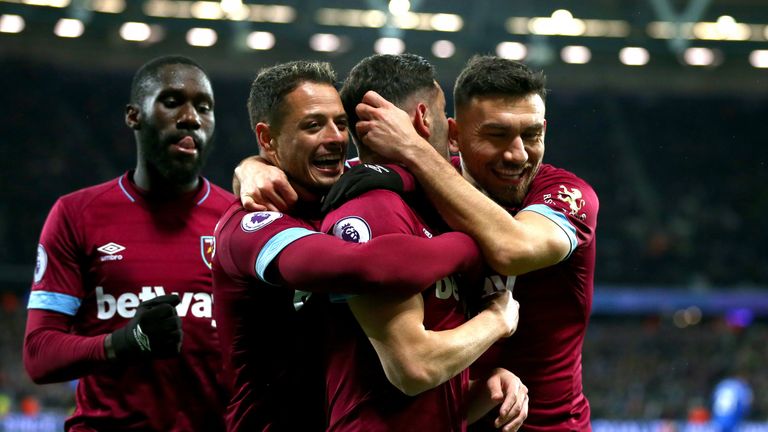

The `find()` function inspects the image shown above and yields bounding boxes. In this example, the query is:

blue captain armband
[519,204,578,260]
[27,291,81,316]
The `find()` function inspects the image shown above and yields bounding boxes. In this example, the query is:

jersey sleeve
[28,198,85,316]
[519,169,599,260]
[216,211,320,285]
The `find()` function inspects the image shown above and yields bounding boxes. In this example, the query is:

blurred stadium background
[1,0,767,430]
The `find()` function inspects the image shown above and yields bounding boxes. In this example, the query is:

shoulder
[54,175,125,215]
[206,179,236,201]
[219,208,314,244]
[527,164,598,209]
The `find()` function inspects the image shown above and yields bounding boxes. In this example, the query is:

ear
[255,122,277,160]
[125,104,140,129]
[412,102,431,140]
[448,117,459,154]
[542,118,548,140]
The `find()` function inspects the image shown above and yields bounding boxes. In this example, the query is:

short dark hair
[340,53,438,144]
[247,60,337,132]
[454,55,547,111]
[130,55,207,104]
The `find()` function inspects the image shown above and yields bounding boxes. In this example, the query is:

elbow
[488,243,534,276]
[23,349,49,385]
[383,361,440,397]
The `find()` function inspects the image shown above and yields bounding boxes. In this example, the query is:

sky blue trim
[27,291,81,316]
[520,204,578,260]
[117,174,136,203]
[329,293,355,303]
[197,178,211,206]
[255,228,320,284]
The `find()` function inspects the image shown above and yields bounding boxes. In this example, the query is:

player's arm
[466,368,528,431]
[272,231,482,296]
[24,309,107,383]
[24,295,182,384]
[233,155,297,212]
[348,291,519,396]
[355,91,571,276]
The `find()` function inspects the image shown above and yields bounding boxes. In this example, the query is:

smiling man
[23,55,232,431]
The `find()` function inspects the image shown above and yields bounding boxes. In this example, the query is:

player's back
[212,202,327,431]
[32,173,231,431]
[321,189,468,432]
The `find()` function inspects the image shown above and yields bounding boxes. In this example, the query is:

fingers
[275,179,299,206]
[501,394,528,432]
[360,90,388,107]
[141,294,181,308]
[241,196,268,212]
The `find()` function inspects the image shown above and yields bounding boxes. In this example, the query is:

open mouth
[313,154,343,173]
[492,166,528,185]
[170,136,198,156]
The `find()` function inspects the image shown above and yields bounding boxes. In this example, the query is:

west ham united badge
[201,236,215,269]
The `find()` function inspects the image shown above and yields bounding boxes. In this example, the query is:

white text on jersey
[95,286,213,320]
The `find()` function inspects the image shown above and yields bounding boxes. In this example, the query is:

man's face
[134,64,215,185]
[456,93,546,207]
[271,82,348,196]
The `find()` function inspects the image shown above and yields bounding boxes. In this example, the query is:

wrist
[104,333,118,360]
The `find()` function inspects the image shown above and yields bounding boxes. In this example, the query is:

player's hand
[355,91,432,164]
[321,163,415,212]
[108,295,183,359]
[485,290,520,337]
[233,155,297,212]
[486,368,529,431]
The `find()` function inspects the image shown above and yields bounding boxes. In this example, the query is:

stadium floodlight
[246,31,275,50]
[309,33,341,52]
[561,45,591,64]
[191,1,223,20]
[529,9,586,36]
[89,0,125,13]
[0,14,25,34]
[54,18,84,38]
[388,0,410,16]
[432,40,455,58]
[186,27,217,47]
[619,47,649,66]
[374,37,405,54]
[749,50,768,68]
[23,0,69,7]
[683,47,716,66]
[120,22,151,42]
[430,14,462,32]
[496,41,527,60]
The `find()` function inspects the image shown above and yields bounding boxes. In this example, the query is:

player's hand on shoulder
[107,294,183,360]
[321,163,414,212]
[485,290,520,337]
[234,155,297,212]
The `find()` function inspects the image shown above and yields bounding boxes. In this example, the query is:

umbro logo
[97,242,125,261]
[97,242,125,255]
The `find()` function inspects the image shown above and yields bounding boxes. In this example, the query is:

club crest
[200,236,215,269]
[241,211,282,232]
[333,216,371,243]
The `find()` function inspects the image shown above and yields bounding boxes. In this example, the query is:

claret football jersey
[29,172,232,431]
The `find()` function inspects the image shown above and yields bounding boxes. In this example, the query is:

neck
[133,162,199,197]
